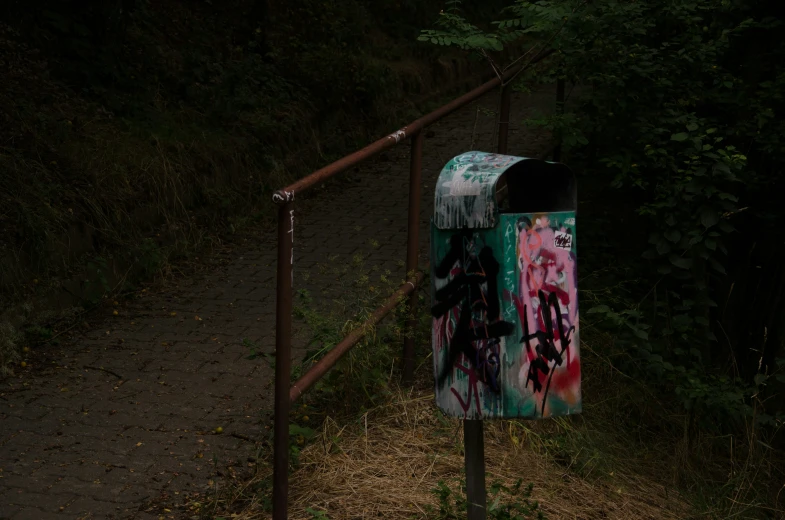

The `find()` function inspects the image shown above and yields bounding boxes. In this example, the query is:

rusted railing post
[272,201,294,520]
[497,81,512,155]
[553,77,565,162]
[402,131,424,384]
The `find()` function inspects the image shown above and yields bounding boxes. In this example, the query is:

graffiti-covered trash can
[431,151,580,420]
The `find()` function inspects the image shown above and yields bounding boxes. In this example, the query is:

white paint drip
[447,177,484,196]
[289,209,294,284]
[272,190,295,203]
[388,129,406,143]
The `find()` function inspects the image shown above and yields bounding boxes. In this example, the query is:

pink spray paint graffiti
[512,214,580,417]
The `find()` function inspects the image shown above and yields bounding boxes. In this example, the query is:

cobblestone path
[0,86,558,519]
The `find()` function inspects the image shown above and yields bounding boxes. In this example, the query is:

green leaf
[671,132,689,141]
[718,220,735,233]
[686,123,699,131]
[587,305,610,314]
[709,258,726,274]
[670,255,693,269]
[289,424,316,439]
[700,207,720,228]
[664,229,681,243]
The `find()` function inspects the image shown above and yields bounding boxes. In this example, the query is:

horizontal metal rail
[272,48,554,205]
[271,46,556,520]
[289,270,427,403]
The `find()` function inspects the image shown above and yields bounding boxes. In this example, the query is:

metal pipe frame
[270,48,556,520]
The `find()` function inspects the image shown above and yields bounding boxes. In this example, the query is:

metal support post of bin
[465,419,487,520]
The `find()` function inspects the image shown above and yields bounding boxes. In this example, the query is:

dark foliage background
[420,0,784,515]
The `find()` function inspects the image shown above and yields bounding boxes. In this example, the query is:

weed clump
[0,321,21,377]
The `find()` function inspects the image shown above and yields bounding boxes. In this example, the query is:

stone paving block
[4,489,76,512]
[62,497,124,518]
[0,471,61,495]
[49,471,152,504]
[8,508,66,520]
[130,510,170,520]
[0,504,22,519]
[33,459,114,484]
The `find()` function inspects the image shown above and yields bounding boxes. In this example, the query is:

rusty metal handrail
[270,48,556,520]
[272,48,554,205]
[270,82,494,203]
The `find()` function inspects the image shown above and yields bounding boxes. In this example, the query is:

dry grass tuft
[233,386,693,520]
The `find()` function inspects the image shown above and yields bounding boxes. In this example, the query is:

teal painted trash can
[430,151,580,420]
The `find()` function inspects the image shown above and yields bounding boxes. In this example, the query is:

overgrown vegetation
[204,251,698,519]
[0,0,509,372]
[419,0,784,517]
[430,479,545,520]
[205,290,697,518]
[0,320,21,377]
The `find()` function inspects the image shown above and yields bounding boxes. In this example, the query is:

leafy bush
[419,0,785,432]
[420,2,785,513]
